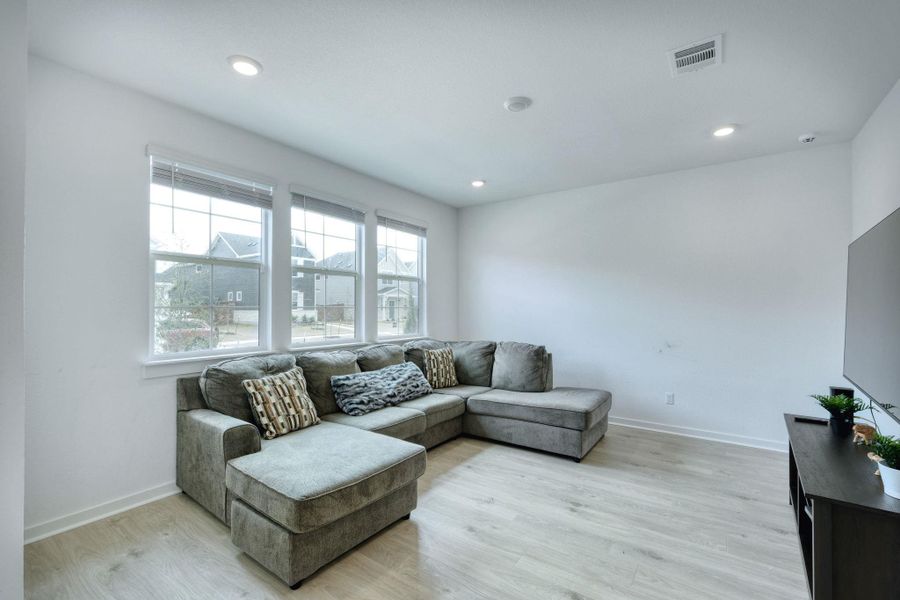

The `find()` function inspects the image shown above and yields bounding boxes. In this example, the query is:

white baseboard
[608,416,788,453]
[25,481,181,545]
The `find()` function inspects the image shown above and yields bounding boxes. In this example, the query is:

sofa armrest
[177,409,261,524]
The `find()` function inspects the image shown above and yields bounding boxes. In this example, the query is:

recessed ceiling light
[504,97,532,112]
[471,180,486,188]
[713,125,736,137]
[228,55,263,77]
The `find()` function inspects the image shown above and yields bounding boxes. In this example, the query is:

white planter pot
[879,462,900,500]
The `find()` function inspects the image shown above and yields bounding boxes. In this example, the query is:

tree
[404,298,418,334]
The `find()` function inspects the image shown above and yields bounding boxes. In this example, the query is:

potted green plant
[810,394,867,437]
[871,434,900,499]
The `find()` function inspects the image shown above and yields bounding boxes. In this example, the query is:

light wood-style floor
[25,426,807,600]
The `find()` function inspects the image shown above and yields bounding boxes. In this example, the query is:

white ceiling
[28,1,900,207]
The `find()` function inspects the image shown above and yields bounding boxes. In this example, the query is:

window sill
[375,335,427,344]
[289,340,369,353]
[143,350,272,379]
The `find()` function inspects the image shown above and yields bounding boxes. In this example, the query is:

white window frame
[289,196,364,348]
[376,219,426,341]
[147,149,273,361]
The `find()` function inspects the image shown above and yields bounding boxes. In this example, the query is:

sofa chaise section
[231,483,417,589]
[464,387,611,461]
[227,422,425,587]
[466,388,611,431]
[226,422,425,533]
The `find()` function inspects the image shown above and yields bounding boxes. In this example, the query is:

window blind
[152,157,274,209]
[291,192,365,224]
[377,215,426,237]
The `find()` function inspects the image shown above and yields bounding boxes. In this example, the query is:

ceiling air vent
[668,35,722,77]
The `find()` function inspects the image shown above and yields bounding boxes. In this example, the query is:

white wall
[0,1,27,597]
[850,76,900,438]
[459,144,851,447]
[24,57,458,537]
[852,78,900,239]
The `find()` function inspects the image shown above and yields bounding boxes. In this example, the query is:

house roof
[315,247,417,277]
[213,232,262,259]
[376,247,417,277]
[291,234,315,260]
[378,285,413,297]
[316,250,356,271]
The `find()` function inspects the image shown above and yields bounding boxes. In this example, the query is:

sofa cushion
[321,406,426,439]
[295,351,360,415]
[330,362,432,416]
[225,421,426,533]
[356,344,405,372]
[399,393,465,428]
[449,341,496,387]
[466,387,611,431]
[242,367,320,440]
[402,338,449,373]
[200,354,297,423]
[491,342,551,392]
[432,384,492,400]
[423,347,458,389]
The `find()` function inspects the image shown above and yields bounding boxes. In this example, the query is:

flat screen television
[844,205,900,423]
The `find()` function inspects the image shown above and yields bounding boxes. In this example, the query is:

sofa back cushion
[491,341,552,392]
[423,347,458,388]
[242,367,320,439]
[356,344,405,372]
[402,338,449,373]
[295,350,361,415]
[199,353,297,423]
[331,362,432,416]
[449,341,496,387]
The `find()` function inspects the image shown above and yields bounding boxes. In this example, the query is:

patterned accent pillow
[424,347,458,389]
[242,367,320,439]
[331,362,433,416]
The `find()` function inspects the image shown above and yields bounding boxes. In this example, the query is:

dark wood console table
[785,414,900,599]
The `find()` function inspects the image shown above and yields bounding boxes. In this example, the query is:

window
[377,216,425,338]
[290,193,364,345]
[149,156,272,357]
[236,291,243,302]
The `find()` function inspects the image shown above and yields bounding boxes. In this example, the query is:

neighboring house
[157,232,263,310]
[377,281,414,322]
[314,247,417,321]
[291,233,316,310]
[374,246,419,322]
[293,249,357,322]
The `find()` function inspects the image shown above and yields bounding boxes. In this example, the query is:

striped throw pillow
[424,347,458,389]
[243,367,320,439]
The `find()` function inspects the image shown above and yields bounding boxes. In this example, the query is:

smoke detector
[798,133,817,144]
[668,35,722,77]
[504,96,532,112]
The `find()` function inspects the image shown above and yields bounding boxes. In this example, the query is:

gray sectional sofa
[176,339,612,588]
